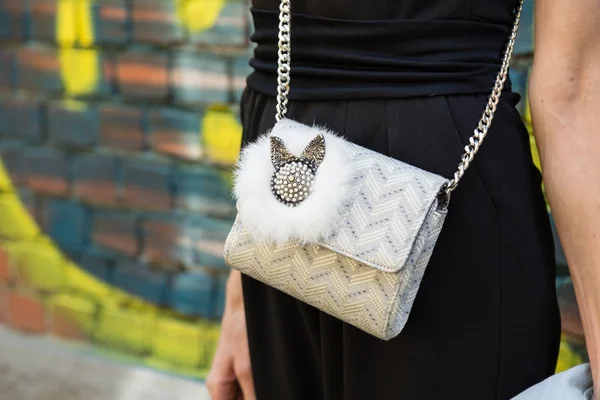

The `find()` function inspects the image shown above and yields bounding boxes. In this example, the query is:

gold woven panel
[224,203,446,340]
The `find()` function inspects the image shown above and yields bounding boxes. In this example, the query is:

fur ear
[270,136,296,169]
[301,134,326,168]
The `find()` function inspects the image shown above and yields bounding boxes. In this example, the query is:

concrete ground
[0,326,209,400]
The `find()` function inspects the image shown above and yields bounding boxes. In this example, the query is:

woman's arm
[206,270,256,400]
[529,0,600,394]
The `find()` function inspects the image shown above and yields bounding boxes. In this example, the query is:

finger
[235,360,256,400]
[207,355,239,400]
[207,379,240,400]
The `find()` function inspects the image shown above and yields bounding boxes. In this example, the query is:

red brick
[113,261,170,304]
[92,0,130,45]
[25,147,70,196]
[0,95,44,142]
[149,107,203,160]
[174,166,235,216]
[32,0,129,46]
[171,52,229,105]
[72,154,121,206]
[7,290,47,334]
[131,0,184,45]
[51,311,88,341]
[141,214,230,271]
[49,294,96,342]
[100,104,146,152]
[0,247,10,283]
[0,0,28,41]
[45,200,91,253]
[16,45,62,92]
[48,101,100,150]
[17,45,114,96]
[0,49,15,89]
[0,285,8,324]
[92,211,139,257]
[123,159,172,212]
[141,214,191,269]
[117,52,169,100]
[187,2,248,48]
[30,0,59,42]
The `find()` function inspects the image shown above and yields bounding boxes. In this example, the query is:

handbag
[512,363,594,399]
[224,0,524,340]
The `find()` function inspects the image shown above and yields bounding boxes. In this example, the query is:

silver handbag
[224,0,523,340]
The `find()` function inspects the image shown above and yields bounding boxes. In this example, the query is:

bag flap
[233,118,448,273]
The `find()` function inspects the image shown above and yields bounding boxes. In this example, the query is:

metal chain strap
[275,0,524,193]
[275,0,292,122]
[443,0,524,194]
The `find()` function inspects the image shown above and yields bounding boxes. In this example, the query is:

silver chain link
[275,0,292,122]
[443,0,524,194]
[275,0,524,193]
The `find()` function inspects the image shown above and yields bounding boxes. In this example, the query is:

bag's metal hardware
[436,189,451,211]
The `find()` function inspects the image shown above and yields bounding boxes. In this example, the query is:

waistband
[246,8,514,100]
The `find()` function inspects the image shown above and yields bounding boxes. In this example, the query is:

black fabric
[247,0,521,100]
[239,87,561,400]
[240,1,559,398]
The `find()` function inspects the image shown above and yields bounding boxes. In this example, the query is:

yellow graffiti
[57,0,100,96]
[524,98,542,172]
[556,339,585,373]
[56,0,77,46]
[77,0,95,47]
[522,69,542,172]
[202,107,243,165]
[0,194,40,240]
[50,293,97,338]
[0,156,114,299]
[0,0,224,377]
[59,48,100,96]
[176,0,226,33]
[0,163,13,192]
[0,152,220,376]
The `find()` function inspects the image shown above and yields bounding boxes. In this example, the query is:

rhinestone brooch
[270,134,326,207]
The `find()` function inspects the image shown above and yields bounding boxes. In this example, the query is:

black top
[247,0,519,100]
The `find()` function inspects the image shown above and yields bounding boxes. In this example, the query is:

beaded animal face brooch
[270,134,325,206]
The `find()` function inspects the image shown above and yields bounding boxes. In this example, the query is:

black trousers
[239,87,561,400]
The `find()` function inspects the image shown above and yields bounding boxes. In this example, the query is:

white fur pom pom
[233,119,354,244]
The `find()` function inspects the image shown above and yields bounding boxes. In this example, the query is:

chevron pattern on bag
[225,138,449,340]
[225,200,446,340]
[319,143,447,273]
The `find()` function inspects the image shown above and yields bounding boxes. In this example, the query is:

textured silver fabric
[318,141,448,273]
[224,138,449,340]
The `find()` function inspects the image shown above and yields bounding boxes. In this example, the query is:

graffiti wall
[0,0,587,379]
[0,0,251,378]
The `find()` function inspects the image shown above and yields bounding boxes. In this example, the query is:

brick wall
[0,0,587,378]
[0,0,250,377]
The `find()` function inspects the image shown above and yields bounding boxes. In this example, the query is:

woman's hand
[531,0,600,396]
[207,270,256,400]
